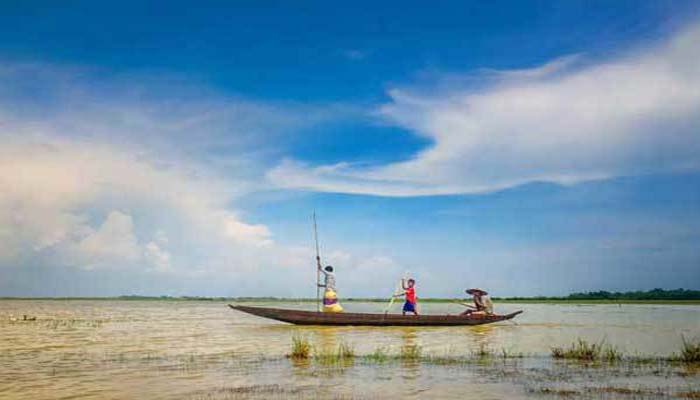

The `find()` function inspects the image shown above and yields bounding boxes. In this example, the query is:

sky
[1,0,699,297]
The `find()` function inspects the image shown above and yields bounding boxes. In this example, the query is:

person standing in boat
[459,288,493,316]
[317,256,343,312]
[394,278,418,316]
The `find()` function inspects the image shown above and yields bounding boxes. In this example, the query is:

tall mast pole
[313,211,321,312]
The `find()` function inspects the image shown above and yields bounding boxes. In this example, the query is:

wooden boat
[229,304,523,326]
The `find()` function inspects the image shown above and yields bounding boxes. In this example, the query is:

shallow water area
[1,300,698,399]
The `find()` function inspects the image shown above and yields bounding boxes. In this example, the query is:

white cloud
[0,61,383,296]
[0,138,273,271]
[269,23,700,196]
[73,211,141,269]
[144,241,171,272]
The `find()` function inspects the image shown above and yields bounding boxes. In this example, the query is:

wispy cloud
[341,49,369,61]
[269,22,700,196]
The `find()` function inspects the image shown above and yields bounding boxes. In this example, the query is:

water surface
[1,300,698,399]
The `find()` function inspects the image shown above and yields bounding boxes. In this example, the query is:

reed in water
[679,336,700,363]
[289,335,311,360]
[551,339,621,361]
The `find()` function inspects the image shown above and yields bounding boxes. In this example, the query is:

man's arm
[316,256,327,275]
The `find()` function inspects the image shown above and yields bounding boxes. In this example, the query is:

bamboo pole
[313,212,321,312]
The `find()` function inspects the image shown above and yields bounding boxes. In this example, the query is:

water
[1,300,698,399]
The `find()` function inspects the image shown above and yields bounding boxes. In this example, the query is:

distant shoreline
[4,289,699,303]
[1,296,699,305]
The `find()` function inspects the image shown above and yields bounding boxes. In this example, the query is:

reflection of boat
[229,305,523,326]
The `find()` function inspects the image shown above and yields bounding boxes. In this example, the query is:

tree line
[498,288,700,301]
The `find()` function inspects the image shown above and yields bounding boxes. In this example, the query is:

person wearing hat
[460,288,493,316]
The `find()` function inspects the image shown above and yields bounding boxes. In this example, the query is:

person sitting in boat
[394,278,418,316]
[459,288,493,316]
[317,256,343,313]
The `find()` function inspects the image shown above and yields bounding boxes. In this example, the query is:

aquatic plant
[365,347,389,363]
[313,347,337,364]
[313,342,355,364]
[337,342,355,359]
[289,335,311,360]
[399,344,422,360]
[551,338,621,361]
[500,348,525,359]
[471,343,494,359]
[680,336,700,363]
[601,345,623,362]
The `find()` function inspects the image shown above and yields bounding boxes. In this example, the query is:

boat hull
[228,304,522,326]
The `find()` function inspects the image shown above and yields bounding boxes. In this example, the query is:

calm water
[1,300,698,399]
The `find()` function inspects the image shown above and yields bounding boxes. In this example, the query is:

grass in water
[399,344,422,361]
[680,336,700,363]
[338,342,355,359]
[500,348,525,359]
[601,345,623,362]
[365,347,389,363]
[551,339,621,361]
[289,335,311,360]
[472,343,494,359]
[313,342,356,364]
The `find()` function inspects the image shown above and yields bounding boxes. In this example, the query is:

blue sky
[1,1,699,297]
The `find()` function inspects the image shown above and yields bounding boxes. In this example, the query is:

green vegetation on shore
[505,288,700,301]
[2,288,699,303]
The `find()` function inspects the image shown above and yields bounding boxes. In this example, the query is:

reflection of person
[317,256,343,312]
[394,278,418,316]
[460,288,493,316]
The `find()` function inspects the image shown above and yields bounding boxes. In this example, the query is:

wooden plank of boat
[229,304,523,326]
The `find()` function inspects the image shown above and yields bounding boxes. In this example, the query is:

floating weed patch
[533,387,579,396]
[533,386,668,397]
[551,339,621,362]
[8,318,106,329]
[678,390,700,399]
[591,386,663,396]
[289,335,311,360]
